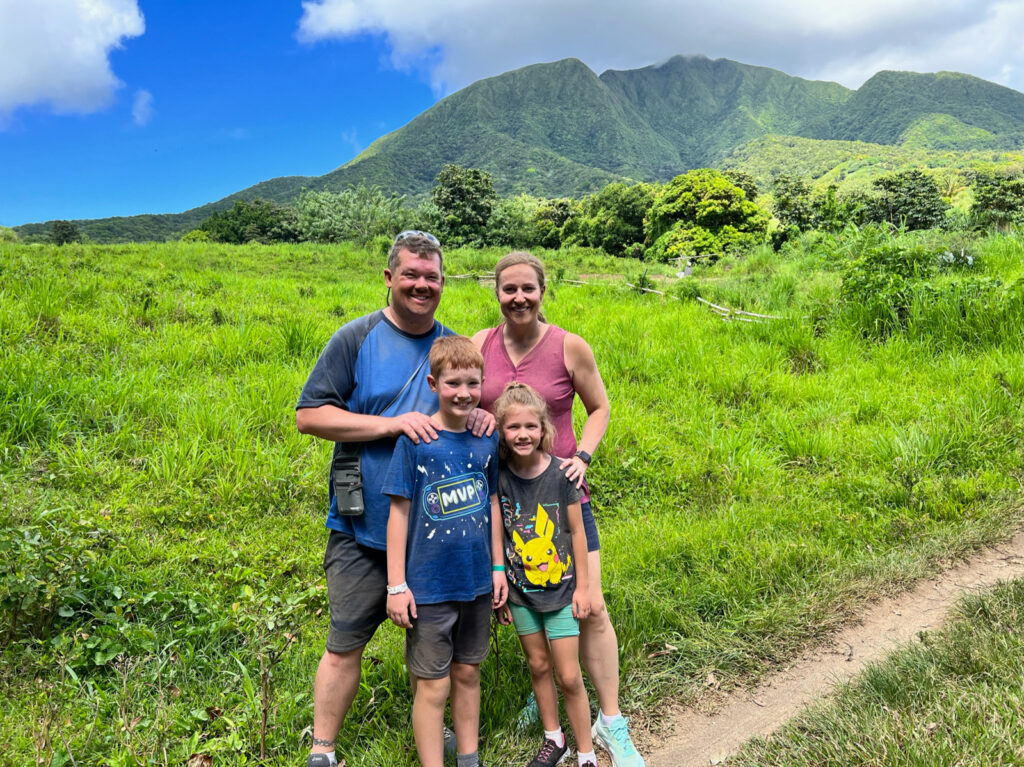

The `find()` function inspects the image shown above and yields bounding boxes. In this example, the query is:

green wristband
[491,565,506,572]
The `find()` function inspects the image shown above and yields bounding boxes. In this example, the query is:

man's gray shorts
[324,531,388,653]
[405,594,492,679]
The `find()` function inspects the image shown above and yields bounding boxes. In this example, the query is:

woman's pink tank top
[480,324,589,501]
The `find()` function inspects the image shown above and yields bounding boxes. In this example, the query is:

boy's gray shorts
[405,593,492,679]
[323,531,388,653]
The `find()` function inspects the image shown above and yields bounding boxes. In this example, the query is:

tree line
[27,164,1024,257]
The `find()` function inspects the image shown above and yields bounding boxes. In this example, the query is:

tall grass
[0,236,1021,765]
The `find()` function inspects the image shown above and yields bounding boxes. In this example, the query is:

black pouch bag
[332,447,364,516]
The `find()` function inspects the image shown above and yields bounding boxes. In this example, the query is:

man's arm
[296,404,439,445]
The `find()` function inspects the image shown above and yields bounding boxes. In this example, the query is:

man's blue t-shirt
[382,430,499,605]
[296,310,451,549]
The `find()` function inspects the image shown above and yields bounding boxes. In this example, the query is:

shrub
[200,199,299,244]
[296,184,410,244]
[871,170,948,231]
[645,169,768,262]
[839,236,938,337]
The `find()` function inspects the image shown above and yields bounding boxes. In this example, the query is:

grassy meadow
[1,230,1022,765]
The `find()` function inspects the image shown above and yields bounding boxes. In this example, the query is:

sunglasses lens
[393,230,439,246]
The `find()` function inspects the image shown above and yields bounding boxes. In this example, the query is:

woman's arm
[561,333,611,485]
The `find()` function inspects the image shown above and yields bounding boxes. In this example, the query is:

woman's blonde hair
[494,251,546,293]
[493,381,556,460]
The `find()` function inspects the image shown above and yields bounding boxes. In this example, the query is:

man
[297,231,488,766]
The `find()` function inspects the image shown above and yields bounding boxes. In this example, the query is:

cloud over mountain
[296,0,1023,93]
[0,0,144,119]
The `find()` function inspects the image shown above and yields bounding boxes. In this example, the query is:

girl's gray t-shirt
[498,459,582,612]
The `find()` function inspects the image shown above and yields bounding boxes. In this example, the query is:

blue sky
[2,0,1021,227]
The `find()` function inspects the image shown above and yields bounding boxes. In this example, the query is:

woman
[471,252,644,767]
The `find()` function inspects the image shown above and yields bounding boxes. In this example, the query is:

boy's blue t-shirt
[296,310,452,549]
[382,429,499,605]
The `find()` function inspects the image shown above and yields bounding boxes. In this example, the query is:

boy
[383,335,509,767]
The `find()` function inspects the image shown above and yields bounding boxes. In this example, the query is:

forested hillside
[15,55,1023,243]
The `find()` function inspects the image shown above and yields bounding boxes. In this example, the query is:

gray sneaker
[307,755,335,767]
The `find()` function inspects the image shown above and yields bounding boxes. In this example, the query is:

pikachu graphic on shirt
[513,504,570,587]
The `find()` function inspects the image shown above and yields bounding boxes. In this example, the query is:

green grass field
[1,231,1021,765]
[729,577,1024,766]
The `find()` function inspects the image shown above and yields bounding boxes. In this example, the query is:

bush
[839,234,938,337]
[572,182,656,256]
[871,170,948,231]
[200,199,299,244]
[51,220,81,245]
[296,184,410,244]
[645,169,768,262]
[971,172,1024,229]
[181,229,210,242]
[432,164,497,248]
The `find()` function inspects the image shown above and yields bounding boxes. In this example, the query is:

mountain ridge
[14,54,1023,241]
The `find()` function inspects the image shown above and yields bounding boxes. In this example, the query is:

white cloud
[131,88,153,126]
[0,0,145,118]
[296,0,1023,94]
[340,127,362,154]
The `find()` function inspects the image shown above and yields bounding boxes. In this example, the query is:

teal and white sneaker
[592,713,644,767]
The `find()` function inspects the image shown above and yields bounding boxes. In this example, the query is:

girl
[494,382,596,767]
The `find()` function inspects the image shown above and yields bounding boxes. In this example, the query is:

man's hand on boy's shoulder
[391,412,439,445]
[387,589,417,629]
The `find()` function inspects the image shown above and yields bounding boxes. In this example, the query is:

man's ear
[384,267,393,288]
[426,374,438,392]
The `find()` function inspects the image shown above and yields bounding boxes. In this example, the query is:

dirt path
[637,531,1024,767]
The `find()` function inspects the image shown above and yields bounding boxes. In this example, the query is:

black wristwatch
[575,450,592,465]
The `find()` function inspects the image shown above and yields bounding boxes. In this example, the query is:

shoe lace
[609,717,638,755]
[537,739,558,761]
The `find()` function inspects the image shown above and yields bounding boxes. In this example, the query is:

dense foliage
[51,220,81,245]
[871,169,948,230]
[199,199,299,244]
[645,169,768,261]
[431,164,498,248]
[296,184,411,245]
[566,182,656,256]
[972,172,1024,228]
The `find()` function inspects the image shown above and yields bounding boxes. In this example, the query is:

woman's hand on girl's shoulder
[559,454,588,488]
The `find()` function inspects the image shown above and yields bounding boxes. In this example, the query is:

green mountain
[16,56,1023,242]
[600,55,851,167]
[832,70,1024,147]
[721,135,1023,195]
